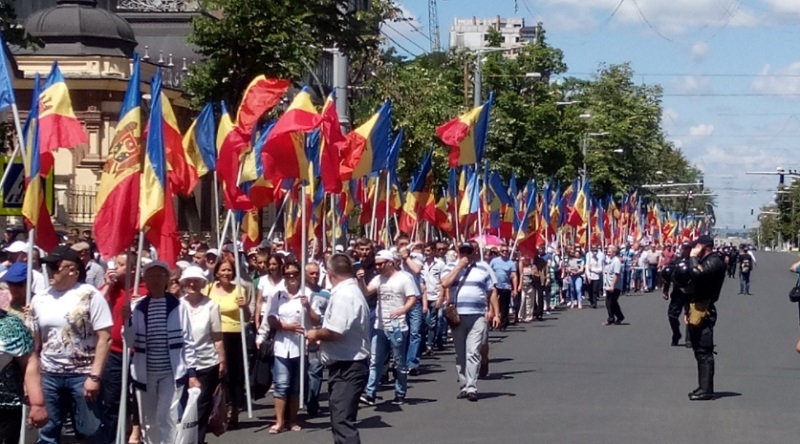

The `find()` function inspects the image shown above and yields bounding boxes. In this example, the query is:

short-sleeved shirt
[421,258,446,301]
[369,272,417,331]
[257,276,285,320]
[489,257,516,290]
[443,261,497,315]
[183,297,222,370]
[320,278,370,365]
[206,283,249,333]
[603,257,623,291]
[85,260,106,290]
[32,283,113,374]
[268,289,309,359]
[586,254,603,280]
[0,309,33,409]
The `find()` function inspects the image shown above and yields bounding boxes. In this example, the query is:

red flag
[320,94,344,193]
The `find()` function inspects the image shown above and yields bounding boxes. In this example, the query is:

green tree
[184,0,394,108]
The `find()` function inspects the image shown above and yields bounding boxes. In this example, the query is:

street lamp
[472,45,540,106]
[582,131,609,181]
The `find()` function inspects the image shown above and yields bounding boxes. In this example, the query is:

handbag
[249,329,275,400]
[207,383,228,437]
[174,387,201,444]
[444,263,475,328]
[790,275,800,303]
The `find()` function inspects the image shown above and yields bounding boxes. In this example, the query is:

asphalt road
[209,251,800,444]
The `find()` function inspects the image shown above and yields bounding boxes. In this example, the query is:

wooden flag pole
[228,212,254,418]
[20,229,34,444]
[369,175,381,242]
[299,183,308,410]
[213,171,222,247]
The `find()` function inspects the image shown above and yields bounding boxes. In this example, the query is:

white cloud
[764,0,800,15]
[537,0,760,36]
[689,124,715,137]
[670,75,712,94]
[751,62,800,97]
[380,5,429,56]
[690,41,709,61]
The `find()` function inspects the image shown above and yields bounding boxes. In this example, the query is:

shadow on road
[714,391,742,399]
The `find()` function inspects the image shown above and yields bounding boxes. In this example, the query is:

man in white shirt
[585,246,604,309]
[31,246,113,443]
[306,254,370,444]
[357,249,417,406]
[603,245,625,325]
[71,242,105,289]
[421,241,446,353]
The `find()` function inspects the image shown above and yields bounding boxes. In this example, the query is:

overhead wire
[380,30,421,58]
[382,22,428,56]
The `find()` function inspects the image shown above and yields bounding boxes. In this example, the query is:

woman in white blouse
[180,266,226,444]
[266,260,312,434]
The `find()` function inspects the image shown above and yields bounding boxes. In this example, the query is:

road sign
[0,156,55,216]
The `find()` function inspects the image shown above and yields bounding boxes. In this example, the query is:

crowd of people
[0,225,741,444]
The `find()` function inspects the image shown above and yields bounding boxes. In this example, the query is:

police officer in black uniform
[662,242,691,346]
[677,235,726,401]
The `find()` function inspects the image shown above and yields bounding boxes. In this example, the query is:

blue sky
[383,0,800,231]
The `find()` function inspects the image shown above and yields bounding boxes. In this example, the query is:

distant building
[449,16,537,55]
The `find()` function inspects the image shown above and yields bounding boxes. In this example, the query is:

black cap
[692,235,714,247]
[41,245,82,264]
[459,242,474,251]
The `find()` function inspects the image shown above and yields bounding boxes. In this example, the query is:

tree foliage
[185,0,395,108]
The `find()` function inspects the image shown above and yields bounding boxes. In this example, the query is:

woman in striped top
[125,261,200,444]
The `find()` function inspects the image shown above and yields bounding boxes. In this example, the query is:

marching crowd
[0,226,753,444]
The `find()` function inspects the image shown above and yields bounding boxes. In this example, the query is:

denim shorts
[272,356,301,398]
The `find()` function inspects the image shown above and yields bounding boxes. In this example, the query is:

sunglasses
[283,272,300,278]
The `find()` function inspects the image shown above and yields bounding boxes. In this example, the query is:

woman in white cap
[180,266,226,444]
[125,261,200,444]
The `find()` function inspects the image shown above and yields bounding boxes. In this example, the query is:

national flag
[182,102,216,177]
[436,93,493,168]
[264,87,320,181]
[244,122,275,208]
[37,62,88,176]
[159,86,198,195]
[399,149,433,234]
[567,179,590,227]
[319,93,345,193]
[240,209,261,250]
[236,76,292,134]
[0,32,16,111]
[216,101,252,210]
[94,54,143,258]
[340,101,392,179]
[21,75,58,251]
[458,167,480,220]
[140,69,180,266]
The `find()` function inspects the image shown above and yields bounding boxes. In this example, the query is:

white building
[449,16,537,53]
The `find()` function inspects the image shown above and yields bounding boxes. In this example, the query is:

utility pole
[428,0,441,52]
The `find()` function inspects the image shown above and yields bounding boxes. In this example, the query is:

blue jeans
[39,373,106,444]
[570,276,583,304]
[272,356,301,398]
[739,272,750,294]
[365,328,408,399]
[425,301,445,349]
[647,265,657,291]
[306,350,324,414]
[406,301,423,370]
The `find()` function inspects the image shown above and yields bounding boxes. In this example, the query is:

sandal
[269,425,285,435]
[289,424,302,432]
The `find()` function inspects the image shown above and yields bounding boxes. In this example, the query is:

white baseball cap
[375,250,395,263]
[180,266,208,284]
[4,241,28,253]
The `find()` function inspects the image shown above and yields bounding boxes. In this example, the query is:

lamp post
[472,45,539,106]
[581,131,609,182]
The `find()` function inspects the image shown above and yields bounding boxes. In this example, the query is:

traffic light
[751,209,754,215]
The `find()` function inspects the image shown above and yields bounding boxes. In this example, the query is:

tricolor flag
[567,179,590,228]
[182,102,217,178]
[399,149,433,234]
[319,93,345,193]
[340,101,392,179]
[94,54,143,258]
[21,76,58,252]
[264,87,320,181]
[216,101,252,210]
[159,86,198,195]
[0,32,16,111]
[436,93,493,168]
[140,69,180,266]
[37,62,88,176]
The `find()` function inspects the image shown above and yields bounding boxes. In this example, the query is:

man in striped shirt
[441,241,500,402]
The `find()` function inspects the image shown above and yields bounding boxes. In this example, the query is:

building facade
[449,16,537,55]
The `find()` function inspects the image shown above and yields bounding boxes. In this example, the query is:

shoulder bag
[444,263,475,328]
[789,274,800,303]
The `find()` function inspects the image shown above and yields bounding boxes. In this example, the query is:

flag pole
[229,212,254,418]
[385,169,391,245]
[220,210,232,247]
[321,192,327,253]
[370,174,381,242]
[266,191,291,242]
[213,171,222,247]
[20,228,34,444]
[115,232,144,444]
[0,103,29,196]
[475,164,484,261]
[329,194,337,247]
[299,182,308,410]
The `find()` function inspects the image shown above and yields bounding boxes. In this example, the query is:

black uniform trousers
[667,294,686,344]
[688,305,716,394]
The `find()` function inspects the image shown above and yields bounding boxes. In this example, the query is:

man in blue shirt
[489,245,518,329]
